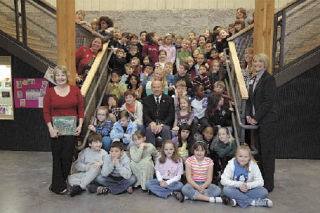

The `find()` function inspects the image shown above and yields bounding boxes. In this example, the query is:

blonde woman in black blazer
[246,53,278,192]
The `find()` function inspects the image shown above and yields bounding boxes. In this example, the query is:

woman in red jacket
[43,65,84,195]
[76,36,103,86]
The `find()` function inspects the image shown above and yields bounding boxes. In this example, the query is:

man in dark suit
[143,80,175,146]
[246,53,278,192]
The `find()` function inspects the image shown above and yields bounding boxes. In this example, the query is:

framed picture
[52,116,77,136]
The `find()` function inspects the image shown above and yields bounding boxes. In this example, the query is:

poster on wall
[14,78,49,108]
[0,56,14,120]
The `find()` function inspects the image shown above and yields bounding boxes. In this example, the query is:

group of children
[68,131,272,208]
[69,8,273,208]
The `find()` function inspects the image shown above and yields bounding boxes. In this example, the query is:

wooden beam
[253,0,275,74]
[56,0,76,85]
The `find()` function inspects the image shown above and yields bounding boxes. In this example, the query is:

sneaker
[127,186,133,194]
[97,186,110,195]
[87,183,99,193]
[172,191,184,203]
[69,185,84,197]
[255,198,273,208]
[221,195,237,207]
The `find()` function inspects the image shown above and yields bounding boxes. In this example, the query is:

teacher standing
[43,65,84,194]
[246,53,278,192]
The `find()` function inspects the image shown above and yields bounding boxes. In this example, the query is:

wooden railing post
[56,0,76,85]
[253,0,275,74]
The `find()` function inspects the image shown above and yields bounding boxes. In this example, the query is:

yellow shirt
[178,141,189,158]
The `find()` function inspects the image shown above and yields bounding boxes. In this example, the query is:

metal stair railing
[225,43,258,153]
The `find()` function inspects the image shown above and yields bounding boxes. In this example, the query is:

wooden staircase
[282,0,320,65]
[0,14,57,62]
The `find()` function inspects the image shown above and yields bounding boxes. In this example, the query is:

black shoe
[172,191,184,203]
[222,195,237,207]
[49,184,68,195]
[87,183,99,193]
[69,185,84,197]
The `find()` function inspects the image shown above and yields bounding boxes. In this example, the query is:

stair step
[29,46,57,54]
[1,28,41,41]
[21,38,52,48]
[0,24,30,35]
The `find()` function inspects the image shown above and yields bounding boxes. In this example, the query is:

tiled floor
[0,151,319,213]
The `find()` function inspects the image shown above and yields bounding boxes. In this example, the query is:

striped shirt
[185,156,213,182]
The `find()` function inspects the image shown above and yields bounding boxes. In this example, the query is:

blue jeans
[223,186,268,208]
[102,136,111,152]
[95,175,137,195]
[146,179,183,199]
[182,182,221,200]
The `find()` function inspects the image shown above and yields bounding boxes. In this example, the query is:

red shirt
[76,46,97,74]
[142,43,159,63]
[43,85,84,124]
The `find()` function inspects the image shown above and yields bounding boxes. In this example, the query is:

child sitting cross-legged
[146,140,184,202]
[221,145,273,208]
[181,141,233,205]
[68,133,107,197]
[94,141,137,195]
[130,130,159,191]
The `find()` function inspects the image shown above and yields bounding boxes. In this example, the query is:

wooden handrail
[81,42,109,97]
[228,41,248,100]
[227,24,254,41]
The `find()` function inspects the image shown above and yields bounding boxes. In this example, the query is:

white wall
[45,0,292,10]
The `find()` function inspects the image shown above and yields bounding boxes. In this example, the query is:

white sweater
[221,158,264,190]
[121,100,143,125]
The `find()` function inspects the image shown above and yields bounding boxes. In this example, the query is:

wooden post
[56,0,76,85]
[253,0,274,74]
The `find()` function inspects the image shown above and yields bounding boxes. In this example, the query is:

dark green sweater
[215,140,237,158]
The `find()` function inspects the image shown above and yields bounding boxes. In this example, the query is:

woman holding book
[43,65,84,195]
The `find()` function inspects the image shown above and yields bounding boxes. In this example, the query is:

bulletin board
[14,78,49,108]
[0,56,14,120]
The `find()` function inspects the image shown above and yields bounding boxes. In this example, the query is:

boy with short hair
[121,90,144,130]
[174,64,192,90]
[95,141,137,195]
[213,81,233,105]
[105,70,127,101]
[176,38,191,70]
[68,133,107,197]
[193,64,212,93]
[126,45,139,63]
[121,63,134,83]
[164,62,175,94]
[173,80,190,111]
[110,48,126,76]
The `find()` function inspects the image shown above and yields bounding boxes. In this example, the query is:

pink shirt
[185,156,213,182]
[155,158,183,180]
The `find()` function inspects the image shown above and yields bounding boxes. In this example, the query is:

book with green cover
[52,116,77,136]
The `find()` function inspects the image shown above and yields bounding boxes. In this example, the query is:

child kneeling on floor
[146,140,184,202]
[221,145,273,208]
[68,133,107,197]
[94,141,137,195]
